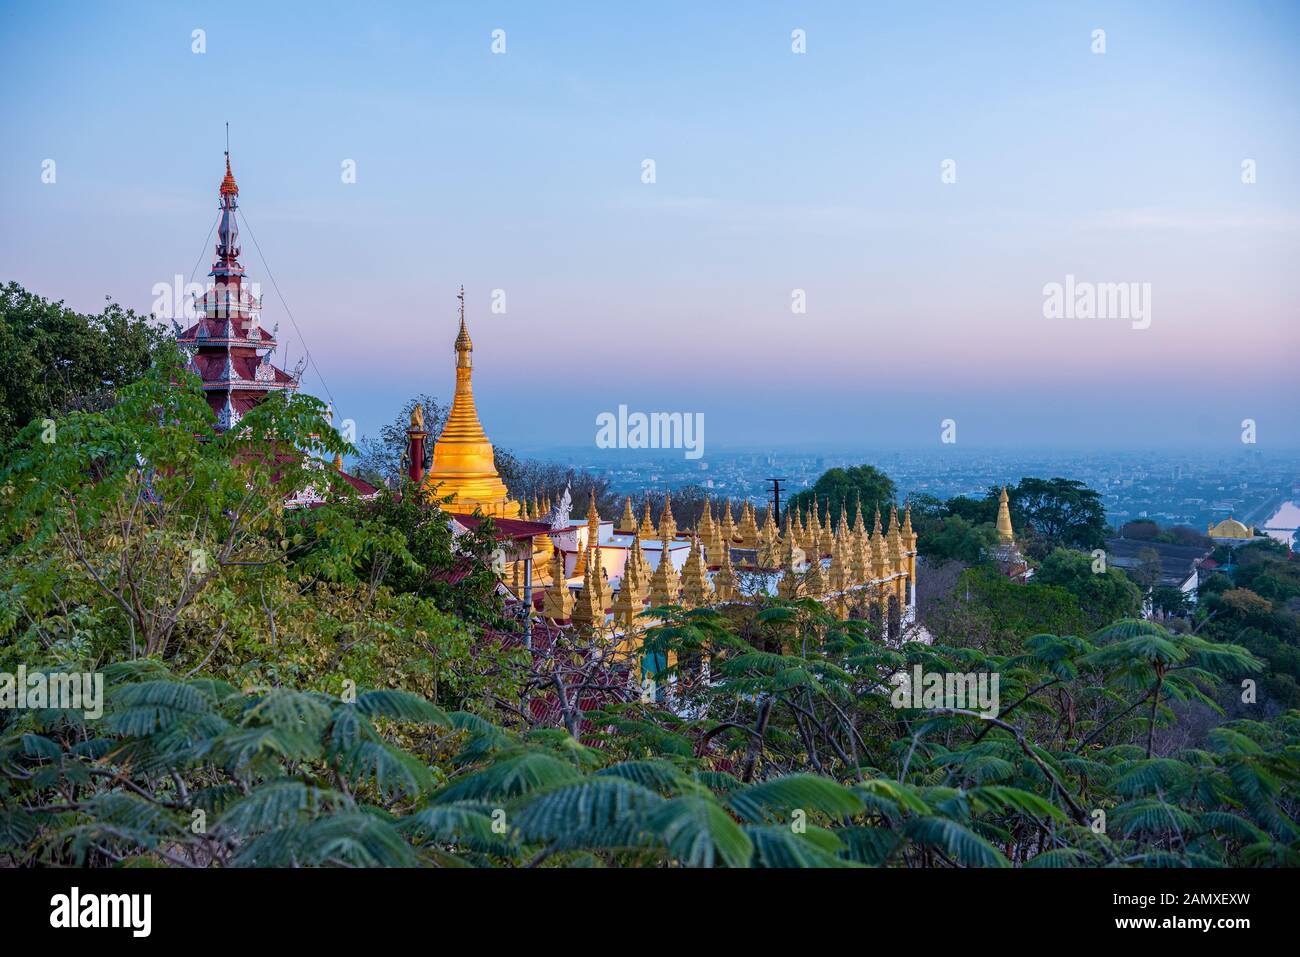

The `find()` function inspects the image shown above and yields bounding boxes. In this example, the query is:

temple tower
[175,154,300,430]
[421,288,518,517]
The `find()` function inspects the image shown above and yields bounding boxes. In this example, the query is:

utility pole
[767,477,786,526]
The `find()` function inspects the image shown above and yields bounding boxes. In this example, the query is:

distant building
[1103,537,1210,611]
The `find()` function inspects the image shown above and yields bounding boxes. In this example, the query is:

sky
[2,0,1298,454]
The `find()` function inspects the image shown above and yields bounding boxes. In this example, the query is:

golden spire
[888,505,904,573]
[804,544,826,598]
[996,486,1015,544]
[697,498,718,564]
[718,500,737,554]
[612,542,645,630]
[757,510,782,569]
[332,453,343,470]
[423,290,517,517]
[827,527,850,593]
[617,496,638,535]
[648,538,680,607]
[737,500,760,549]
[574,494,601,577]
[542,548,573,620]
[712,538,740,602]
[637,497,656,540]
[807,500,823,557]
[871,509,887,580]
[657,491,677,541]
[680,535,713,609]
[595,543,612,609]
[848,517,869,585]
[819,504,837,557]
[791,508,806,553]
[902,502,917,552]
[569,552,603,631]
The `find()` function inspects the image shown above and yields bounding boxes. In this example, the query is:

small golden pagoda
[542,549,573,620]
[680,535,713,609]
[617,496,637,535]
[887,505,904,575]
[573,494,601,577]
[819,506,837,558]
[791,508,807,553]
[871,509,888,580]
[648,538,681,607]
[717,501,738,561]
[804,545,826,598]
[849,508,870,584]
[657,491,678,541]
[737,501,760,549]
[996,487,1015,545]
[569,550,603,631]
[806,501,824,557]
[827,527,850,593]
[697,499,720,564]
[637,497,656,540]
[594,544,613,609]
[421,288,518,517]
[712,541,740,602]
[612,552,645,631]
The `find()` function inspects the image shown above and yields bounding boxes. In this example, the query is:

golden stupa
[421,288,518,517]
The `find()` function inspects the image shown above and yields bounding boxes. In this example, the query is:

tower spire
[996,486,1015,544]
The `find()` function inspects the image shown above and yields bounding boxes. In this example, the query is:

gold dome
[1208,516,1253,540]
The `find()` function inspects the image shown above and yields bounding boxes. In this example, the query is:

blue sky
[2,0,1297,452]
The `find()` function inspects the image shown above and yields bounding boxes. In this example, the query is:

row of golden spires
[537,492,917,631]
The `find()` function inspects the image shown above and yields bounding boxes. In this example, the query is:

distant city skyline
[2,1,1298,451]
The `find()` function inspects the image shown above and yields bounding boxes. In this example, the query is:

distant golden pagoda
[996,487,1015,544]
[617,496,638,535]
[421,288,518,517]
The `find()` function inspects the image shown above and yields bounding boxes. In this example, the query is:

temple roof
[450,513,562,542]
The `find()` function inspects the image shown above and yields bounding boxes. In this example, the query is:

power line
[235,208,336,407]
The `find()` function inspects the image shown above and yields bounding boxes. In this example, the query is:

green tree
[1004,477,1107,554]
[0,281,166,444]
[786,465,897,523]
[1035,548,1142,628]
